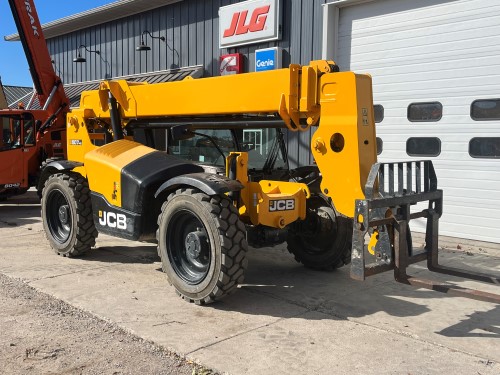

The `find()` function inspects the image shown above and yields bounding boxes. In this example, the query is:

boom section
[78,61,344,132]
[8,0,69,114]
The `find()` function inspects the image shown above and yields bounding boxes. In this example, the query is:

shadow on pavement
[0,190,41,227]
[81,245,160,265]
[437,304,500,338]
[216,250,440,320]
[0,205,40,227]
[0,190,40,205]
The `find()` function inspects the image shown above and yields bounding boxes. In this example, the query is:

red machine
[0,0,69,199]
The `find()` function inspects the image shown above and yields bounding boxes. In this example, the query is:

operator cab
[0,112,37,198]
[129,123,290,182]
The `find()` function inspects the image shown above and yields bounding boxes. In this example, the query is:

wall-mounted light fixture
[136,30,165,51]
[73,45,100,63]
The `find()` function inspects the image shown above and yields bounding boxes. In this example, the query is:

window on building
[376,137,383,155]
[407,102,442,122]
[469,137,500,159]
[374,105,384,123]
[470,99,500,120]
[406,137,441,157]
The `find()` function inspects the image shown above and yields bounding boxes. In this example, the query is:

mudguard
[44,160,83,171]
[37,160,83,193]
[155,172,243,198]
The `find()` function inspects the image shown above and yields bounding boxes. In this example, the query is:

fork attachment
[351,160,500,304]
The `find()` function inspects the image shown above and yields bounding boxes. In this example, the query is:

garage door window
[376,137,383,155]
[470,99,500,120]
[407,102,442,122]
[406,137,441,157]
[374,105,384,123]
[469,137,500,158]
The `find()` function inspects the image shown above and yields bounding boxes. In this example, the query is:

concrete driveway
[1,190,499,374]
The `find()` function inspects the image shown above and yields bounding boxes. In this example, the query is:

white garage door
[335,0,500,243]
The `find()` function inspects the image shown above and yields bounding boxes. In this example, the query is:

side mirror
[171,124,195,142]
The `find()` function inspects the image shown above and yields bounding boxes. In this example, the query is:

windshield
[1,113,35,151]
[168,128,287,170]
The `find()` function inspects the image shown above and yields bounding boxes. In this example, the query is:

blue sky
[0,0,113,87]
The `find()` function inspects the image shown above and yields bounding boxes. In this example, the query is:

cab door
[0,113,36,192]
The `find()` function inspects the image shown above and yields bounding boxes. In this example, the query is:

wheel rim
[166,209,211,285]
[46,188,72,244]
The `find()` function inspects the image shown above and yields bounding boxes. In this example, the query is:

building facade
[7,0,500,243]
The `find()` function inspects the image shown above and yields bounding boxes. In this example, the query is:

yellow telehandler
[39,60,499,304]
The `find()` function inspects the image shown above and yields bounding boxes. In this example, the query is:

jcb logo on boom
[99,211,127,230]
[269,199,295,212]
[223,5,270,37]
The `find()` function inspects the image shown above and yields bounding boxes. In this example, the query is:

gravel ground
[0,273,215,375]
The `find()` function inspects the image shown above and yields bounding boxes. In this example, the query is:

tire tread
[42,172,97,257]
[157,188,248,305]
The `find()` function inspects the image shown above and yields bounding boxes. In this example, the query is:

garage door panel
[339,0,497,26]
[340,24,500,64]
[338,0,499,38]
[370,63,500,87]
[442,212,499,228]
[338,0,500,71]
[338,0,462,28]
[340,11,500,44]
[373,79,500,96]
[438,185,499,198]
[445,197,500,211]
[338,0,500,243]
[374,87,500,101]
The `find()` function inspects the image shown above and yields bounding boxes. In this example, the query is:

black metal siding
[46,0,327,167]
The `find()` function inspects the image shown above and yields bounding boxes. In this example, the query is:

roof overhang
[5,0,183,41]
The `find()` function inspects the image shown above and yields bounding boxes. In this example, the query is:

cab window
[168,128,287,170]
[0,113,35,151]
[169,129,235,166]
[23,118,35,145]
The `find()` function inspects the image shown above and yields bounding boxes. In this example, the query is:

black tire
[37,157,64,199]
[287,196,352,271]
[157,188,248,305]
[41,172,98,257]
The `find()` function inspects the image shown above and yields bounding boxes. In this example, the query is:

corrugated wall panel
[300,0,315,167]
[47,0,326,168]
[286,0,303,168]
[105,22,113,79]
[203,1,213,75]
[180,3,189,68]
[188,1,197,66]
[172,4,182,69]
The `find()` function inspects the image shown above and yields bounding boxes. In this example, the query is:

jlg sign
[219,0,281,48]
